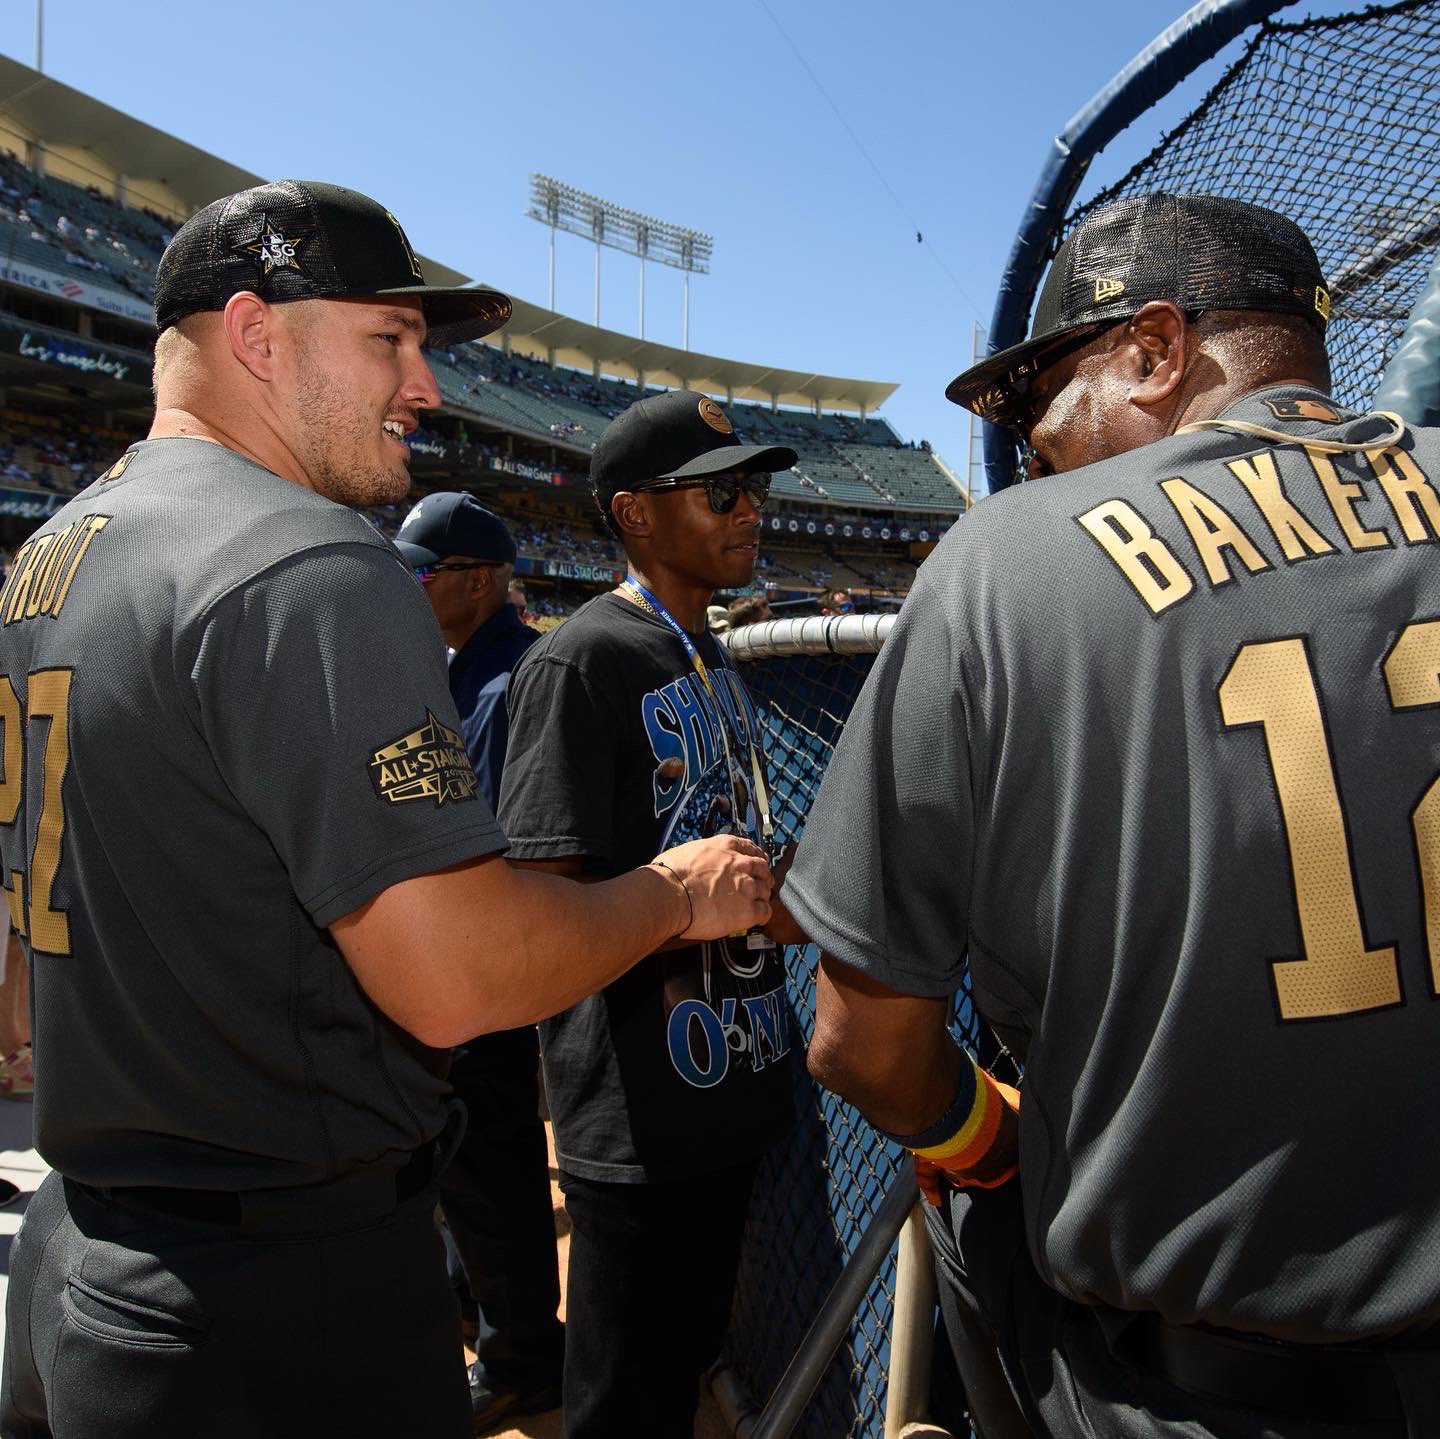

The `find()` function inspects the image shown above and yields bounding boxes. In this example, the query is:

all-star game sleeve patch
[369,710,478,806]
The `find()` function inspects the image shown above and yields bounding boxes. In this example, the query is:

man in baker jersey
[790,194,1440,1437]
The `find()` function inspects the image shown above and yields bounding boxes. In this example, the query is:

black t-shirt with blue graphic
[500,590,794,1182]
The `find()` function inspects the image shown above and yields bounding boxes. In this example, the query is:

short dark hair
[1191,308,1331,388]
[728,595,770,627]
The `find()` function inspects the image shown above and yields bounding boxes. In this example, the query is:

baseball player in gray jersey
[786,194,1440,1436]
[0,180,770,1439]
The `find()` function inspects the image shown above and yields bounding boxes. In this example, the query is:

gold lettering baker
[1077,447,1438,615]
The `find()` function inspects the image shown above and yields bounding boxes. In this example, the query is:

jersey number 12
[1218,623,1438,1021]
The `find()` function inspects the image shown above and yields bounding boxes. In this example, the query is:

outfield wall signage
[539,559,623,583]
[492,454,567,486]
[513,557,622,584]
[0,487,65,520]
[0,258,155,327]
[0,328,137,383]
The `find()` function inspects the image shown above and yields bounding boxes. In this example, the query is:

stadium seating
[0,154,165,305]
[0,146,960,605]
[0,408,134,499]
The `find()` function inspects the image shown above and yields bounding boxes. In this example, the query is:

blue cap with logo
[394,492,517,567]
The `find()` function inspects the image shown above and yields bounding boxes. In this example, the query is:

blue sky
[0,0,1354,490]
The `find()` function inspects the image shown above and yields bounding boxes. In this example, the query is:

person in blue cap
[395,493,563,1433]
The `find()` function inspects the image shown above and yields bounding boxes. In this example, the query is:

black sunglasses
[630,471,772,514]
[1007,323,1117,426]
[411,561,503,584]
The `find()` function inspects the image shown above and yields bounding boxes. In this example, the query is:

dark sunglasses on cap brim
[629,471,772,514]
[410,560,504,584]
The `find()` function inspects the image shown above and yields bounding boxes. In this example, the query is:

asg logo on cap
[235,213,308,278]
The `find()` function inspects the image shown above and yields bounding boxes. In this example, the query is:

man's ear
[1124,301,1189,409]
[610,492,652,541]
[222,292,278,382]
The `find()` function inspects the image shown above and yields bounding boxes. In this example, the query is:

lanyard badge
[622,580,778,950]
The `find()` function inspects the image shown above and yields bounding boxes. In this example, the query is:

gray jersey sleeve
[189,542,507,927]
[784,565,976,998]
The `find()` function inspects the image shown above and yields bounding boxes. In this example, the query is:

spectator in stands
[394,494,564,1434]
[508,580,530,623]
[727,595,773,627]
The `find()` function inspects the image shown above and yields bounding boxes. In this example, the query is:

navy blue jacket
[449,603,539,812]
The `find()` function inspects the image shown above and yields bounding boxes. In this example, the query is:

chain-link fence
[718,617,999,1439]
[1070,0,1440,416]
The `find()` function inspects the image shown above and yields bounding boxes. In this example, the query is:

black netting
[991,1,1440,487]
[721,648,1007,1439]
[1068,0,1440,419]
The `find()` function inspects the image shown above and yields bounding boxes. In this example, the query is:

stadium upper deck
[0,54,967,518]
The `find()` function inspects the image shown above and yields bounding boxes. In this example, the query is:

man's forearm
[809,951,1018,1185]
[334,838,769,1046]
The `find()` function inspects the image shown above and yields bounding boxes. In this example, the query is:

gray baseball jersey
[786,386,1440,1344]
[0,438,506,1190]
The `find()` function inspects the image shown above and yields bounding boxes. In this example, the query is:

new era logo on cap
[945,192,1331,429]
[155,180,512,347]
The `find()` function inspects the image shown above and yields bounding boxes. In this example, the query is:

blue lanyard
[623,578,715,687]
[621,578,775,853]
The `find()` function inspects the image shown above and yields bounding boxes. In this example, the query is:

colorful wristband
[879,1044,984,1152]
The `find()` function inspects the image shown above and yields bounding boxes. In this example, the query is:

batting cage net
[986,0,1440,490]
[716,617,1008,1439]
[1074,0,1440,415]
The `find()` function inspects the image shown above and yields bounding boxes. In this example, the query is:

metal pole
[683,269,690,351]
[594,240,600,328]
[34,0,43,72]
[750,1168,918,1439]
[965,320,981,509]
[639,257,645,339]
[548,226,556,311]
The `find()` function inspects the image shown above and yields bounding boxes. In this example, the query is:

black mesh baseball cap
[946,193,1331,428]
[591,389,797,528]
[154,179,512,346]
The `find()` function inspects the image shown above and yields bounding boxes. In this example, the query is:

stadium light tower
[527,174,713,347]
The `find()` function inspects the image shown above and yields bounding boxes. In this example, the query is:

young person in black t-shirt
[500,389,804,1437]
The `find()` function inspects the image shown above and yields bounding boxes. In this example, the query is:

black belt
[87,1143,438,1235]
[1126,1312,1406,1427]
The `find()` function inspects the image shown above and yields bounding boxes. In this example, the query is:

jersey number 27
[0,669,73,956]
